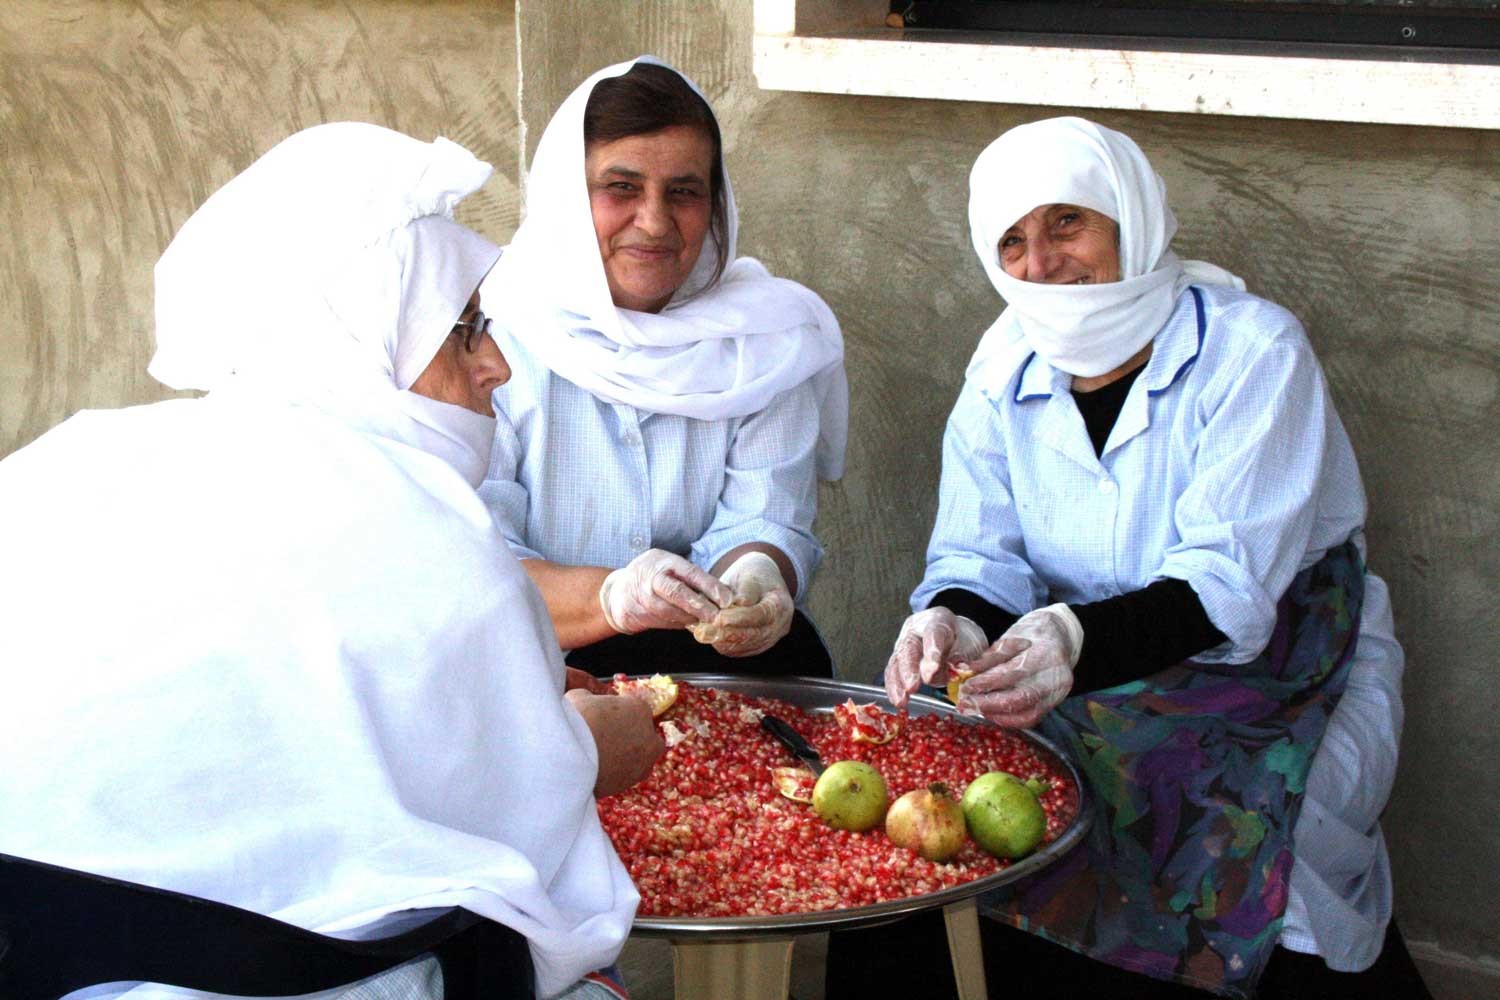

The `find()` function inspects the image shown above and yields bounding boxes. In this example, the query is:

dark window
[893,0,1500,52]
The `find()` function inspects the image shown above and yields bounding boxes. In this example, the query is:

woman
[872,118,1426,999]
[0,122,661,999]
[480,57,847,678]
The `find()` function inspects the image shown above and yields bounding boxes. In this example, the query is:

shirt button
[622,431,640,446]
[630,535,646,549]
[1097,478,1116,495]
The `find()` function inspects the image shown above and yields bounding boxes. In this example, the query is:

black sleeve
[930,579,1226,695]
[927,588,1020,644]
[1068,577,1227,693]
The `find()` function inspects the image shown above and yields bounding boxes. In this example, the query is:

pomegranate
[962,771,1046,860]
[812,760,888,832]
[611,672,680,717]
[885,782,968,862]
[834,699,901,744]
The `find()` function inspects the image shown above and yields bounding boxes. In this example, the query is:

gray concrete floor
[617,932,829,1000]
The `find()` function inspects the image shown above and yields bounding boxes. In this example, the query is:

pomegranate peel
[771,766,816,803]
[945,666,978,704]
[834,699,900,745]
[612,672,680,718]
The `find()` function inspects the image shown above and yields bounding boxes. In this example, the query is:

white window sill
[753,1,1500,130]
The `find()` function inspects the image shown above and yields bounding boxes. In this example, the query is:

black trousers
[824,911,1433,1000]
[564,608,834,680]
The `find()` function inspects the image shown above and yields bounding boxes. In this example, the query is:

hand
[691,552,794,658]
[598,548,733,635]
[565,689,666,797]
[564,667,607,694]
[883,607,989,709]
[956,603,1083,729]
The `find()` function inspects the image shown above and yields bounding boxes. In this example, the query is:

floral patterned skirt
[981,540,1365,997]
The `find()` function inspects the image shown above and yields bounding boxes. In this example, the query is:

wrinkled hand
[883,607,989,709]
[956,603,1083,729]
[690,552,793,658]
[598,548,732,635]
[565,689,667,797]
[565,667,607,694]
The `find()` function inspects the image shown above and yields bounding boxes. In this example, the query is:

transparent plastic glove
[689,552,794,658]
[598,548,733,635]
[956,603,1083,729]
[883,607,989,709]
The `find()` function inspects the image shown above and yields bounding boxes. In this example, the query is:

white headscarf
[150,122,503,486]
[0,123,639,998]
[485,56,849,479]
[967,116,1244,380]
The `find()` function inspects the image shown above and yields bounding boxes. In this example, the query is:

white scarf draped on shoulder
[484,56,849,480]
[965,116,1244,386]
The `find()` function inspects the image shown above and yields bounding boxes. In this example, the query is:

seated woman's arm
[522,561,615,650]
[931,580,1226,693]
[692,382,822,601]
[481,406,729,649]
[689,384,821,656]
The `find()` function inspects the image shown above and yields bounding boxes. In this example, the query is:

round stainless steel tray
[627,673,1093,939]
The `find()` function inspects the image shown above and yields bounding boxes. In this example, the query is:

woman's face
[999,203,1120,284]
[585,124,715,313]
[409,291,511,416]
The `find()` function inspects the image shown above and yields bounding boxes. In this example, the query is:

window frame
[753,0,1500,130]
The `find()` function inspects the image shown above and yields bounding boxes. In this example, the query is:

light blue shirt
[916,285,1403,969]
[480,325,823,598]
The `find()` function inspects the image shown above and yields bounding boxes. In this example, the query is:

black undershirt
[931,366,1226,694]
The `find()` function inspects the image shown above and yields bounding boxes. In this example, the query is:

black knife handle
[760,714,825,774]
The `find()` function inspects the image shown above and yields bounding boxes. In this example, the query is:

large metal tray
[627,673,1093,939]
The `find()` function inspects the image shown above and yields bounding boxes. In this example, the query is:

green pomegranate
[960,771,1046,860]
[812,760,888,832]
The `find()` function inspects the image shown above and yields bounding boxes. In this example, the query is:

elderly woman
[0,123,661,1000]
[867,118,1428,1000]
[480,57,847,679]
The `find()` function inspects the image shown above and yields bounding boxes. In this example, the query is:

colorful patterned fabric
[982,540,1365,997]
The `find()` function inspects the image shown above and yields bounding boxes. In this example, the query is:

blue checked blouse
[479,325,824,599]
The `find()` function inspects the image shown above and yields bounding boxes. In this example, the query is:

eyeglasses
[452,308,491,353]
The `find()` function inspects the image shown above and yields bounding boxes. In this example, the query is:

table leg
[943,898,988,1000]
[671,937,796,1000]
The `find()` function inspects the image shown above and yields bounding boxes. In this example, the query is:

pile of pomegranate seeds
[597,682,1079,919]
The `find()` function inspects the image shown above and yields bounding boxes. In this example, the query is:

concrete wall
[4,0,1496,988]
[0,0,520,452]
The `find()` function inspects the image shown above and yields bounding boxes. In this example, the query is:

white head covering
[967,116,1243,380]
[485,56,849,479]
[151,122,503,485]
[1,123,638,998]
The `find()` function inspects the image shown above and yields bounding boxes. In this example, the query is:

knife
[760,714,826,776]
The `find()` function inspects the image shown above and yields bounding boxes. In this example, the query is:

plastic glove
[565,688,666,797]
[689,551,794,657]
[883,607,990,709]
[956,603,1083,729]
[598,548,732,635]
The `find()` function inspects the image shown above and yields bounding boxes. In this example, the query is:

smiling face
[585,125,715,313]
[409,291,511,416]
[999,203,1121,285]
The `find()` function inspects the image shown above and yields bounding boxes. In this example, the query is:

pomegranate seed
[596,682,1079,917]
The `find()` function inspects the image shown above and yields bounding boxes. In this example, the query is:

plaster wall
[2,0,1496,986]
[0,0,520,453]
[515,0,1500,976]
